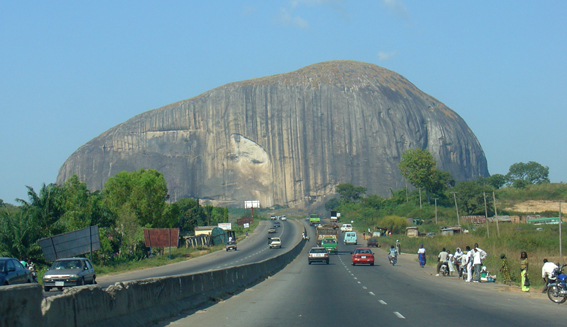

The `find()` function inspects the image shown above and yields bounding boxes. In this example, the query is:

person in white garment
[472,243,487,283]
[466,245,475,283]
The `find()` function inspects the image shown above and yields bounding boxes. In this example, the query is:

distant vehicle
[316,224,339,254]
[351,248,375,266]
[343,232,357,245]
[273,221,281,228]
[225,241,237,251]
[268,228,277,233]
[269,237,282,249]
[366,238,379,247]
[270,216,277,220]
[43,257,96,292]
[426,232,437,238]
[308,247,329,265]
[340,224,353,233]
[0,257,33,286]
[330,210,338,223]
[309,214,321,226]
[281,215,287,221]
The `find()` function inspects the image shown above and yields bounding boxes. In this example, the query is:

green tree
[335,183,367,202]
[325,198,342,211]
[380,215,408,234]
[16,183,66,237]
[0,209,42,260]
[176,198,205,233]
[452,181,494,215]
[398,149,437,201]
[506,161,550,187]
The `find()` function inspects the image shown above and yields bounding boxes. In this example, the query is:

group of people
[417,243,489,283]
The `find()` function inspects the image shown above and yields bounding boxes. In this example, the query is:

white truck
[330,210,338,223]
[269,237,282,249]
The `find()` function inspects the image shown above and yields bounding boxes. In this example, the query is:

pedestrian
[396,240,401,255]
[499,254,511,286]
[388,231,392,237]
[473,243,487,282]
[363,232,365,240]
[418,244,426,268]
[520,251,530,292]
[541,258,558,293]
[465,246,474,282]
[454,247,464,278]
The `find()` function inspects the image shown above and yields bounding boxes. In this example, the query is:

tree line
[0,169,228,265]
[326,148,551,232]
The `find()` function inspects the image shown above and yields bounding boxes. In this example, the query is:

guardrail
[1,224,306,327]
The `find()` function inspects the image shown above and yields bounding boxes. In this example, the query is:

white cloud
[275,8,310,29]
[377,50,398,61]
[382,0,409,19]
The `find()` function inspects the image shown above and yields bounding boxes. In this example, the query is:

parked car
[343,232,357,245]
[366,238,379,247]
[308,247,329,265]
[42,257,96,292]
[351,248,375,266]
[0,257,33,285]
[225,241,237,251]
[268,227,277,233]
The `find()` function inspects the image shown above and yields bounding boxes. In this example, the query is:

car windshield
[52,260,83,270]
[323,239,336,244]
[355,249,371,254]
[311,248,326,253]
[0,260,5,272]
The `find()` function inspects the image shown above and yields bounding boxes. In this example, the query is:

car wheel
[57,287,63,291]
[352,262,355,266]
[308,261,312,265]
[78,277,85,286]
[370,262,374,266]
[44,286,51,292]
[326,260,329,265]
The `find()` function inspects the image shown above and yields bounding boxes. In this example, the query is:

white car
[269,237,282,248]
[340,224,353,233]
[281,215,287,221]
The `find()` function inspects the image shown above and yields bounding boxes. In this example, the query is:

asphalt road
[42,218,301,297]
[159,223,567,327]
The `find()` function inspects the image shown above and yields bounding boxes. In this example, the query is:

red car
[351,248,375,266]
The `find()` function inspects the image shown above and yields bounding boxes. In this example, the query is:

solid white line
[379,300,387,305]
[394,312,405,319]
[369,292,375,296]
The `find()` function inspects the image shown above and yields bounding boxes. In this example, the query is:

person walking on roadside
[465,246,475,282]
[542,258,558,293]
[473,243,487,282]
[396,240,401,255]
[436,248,449,276]
[520,251,530,292]
[418,244,426,268]
[454,247,464,278]
[500,254,512,286]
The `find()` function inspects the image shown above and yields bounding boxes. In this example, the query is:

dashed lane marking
[394,312,405,319]
[379,300,387,305]
[369,292,375,296]
[363,286,367,289]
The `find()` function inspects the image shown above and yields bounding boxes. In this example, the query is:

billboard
[38,225,100,262]
[143,228,179,248]
[244,200,260,208]
[218,223,232,230]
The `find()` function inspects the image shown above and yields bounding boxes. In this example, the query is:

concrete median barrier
[2,227,306,327]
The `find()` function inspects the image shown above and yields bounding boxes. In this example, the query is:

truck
[309,214,321,226]
[316,224,339,254]
[330,210,338,223]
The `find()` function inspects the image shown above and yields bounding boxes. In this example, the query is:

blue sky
[1,1,565,204]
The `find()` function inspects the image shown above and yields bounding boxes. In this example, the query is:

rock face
[56,60,489,208]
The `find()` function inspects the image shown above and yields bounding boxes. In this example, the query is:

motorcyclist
[27,258,37,282]
[436,248,449,276]
[542,258,558,293]
[388,245,398,262]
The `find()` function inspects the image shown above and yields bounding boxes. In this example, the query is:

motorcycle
[547,264,567,304]
[28,262,38,283]
[388,254,397,266]
[439,262,449,276]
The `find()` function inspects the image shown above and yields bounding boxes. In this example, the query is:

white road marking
[363,286,367,289]
[379,300,387,305]
[354,277,357,280]
[394,312,405,319]
[369,292,375,296]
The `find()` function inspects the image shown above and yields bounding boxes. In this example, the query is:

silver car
[42,257,96,292]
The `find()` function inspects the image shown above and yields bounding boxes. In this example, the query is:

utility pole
[492,192,500,237]
[433,198,439,224]
[560,201,563,265]
[484,192,489,238]
[451,192,460,225]
[419,188,422,209]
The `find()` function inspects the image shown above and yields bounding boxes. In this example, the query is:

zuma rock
[56,60,489,208]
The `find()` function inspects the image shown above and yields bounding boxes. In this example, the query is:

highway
[159,222,567,327]
[43,218,301,297]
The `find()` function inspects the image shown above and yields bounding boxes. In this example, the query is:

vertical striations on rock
[56,60,489,208]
